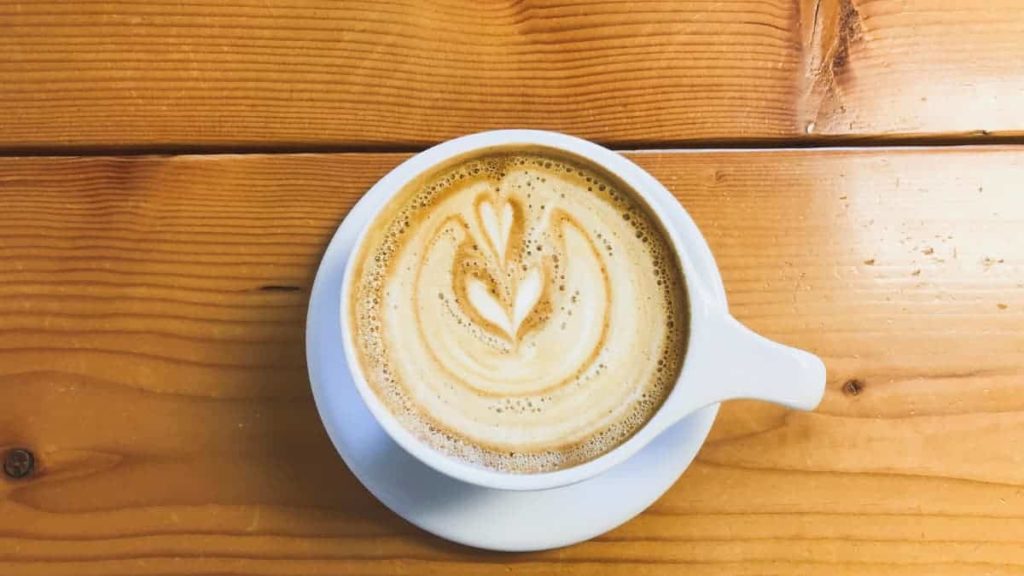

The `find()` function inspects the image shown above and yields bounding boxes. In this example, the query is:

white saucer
[306,160,727,552]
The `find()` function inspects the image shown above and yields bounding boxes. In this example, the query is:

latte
[348,150,688,473]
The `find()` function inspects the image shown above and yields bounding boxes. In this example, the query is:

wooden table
[1,2,1022,574]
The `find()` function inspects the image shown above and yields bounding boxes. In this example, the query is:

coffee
[348,150,688,473]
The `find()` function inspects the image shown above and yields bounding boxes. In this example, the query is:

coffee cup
[339,130,825,491]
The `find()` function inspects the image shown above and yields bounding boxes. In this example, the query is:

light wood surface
[1,149,1021,574]
[2,0,1024,150]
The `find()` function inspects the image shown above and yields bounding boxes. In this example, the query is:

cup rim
[339,129,724,491]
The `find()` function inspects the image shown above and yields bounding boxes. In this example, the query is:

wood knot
[3,448,35,480]
[842,379,864,396]
[799,0,864,130]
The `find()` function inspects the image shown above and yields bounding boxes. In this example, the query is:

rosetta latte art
[350,152,688,473]
[460,198,544,341]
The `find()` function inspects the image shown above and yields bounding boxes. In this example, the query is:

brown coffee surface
[349,151,688,473]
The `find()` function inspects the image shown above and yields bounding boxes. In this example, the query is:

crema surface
[349,151,688,473]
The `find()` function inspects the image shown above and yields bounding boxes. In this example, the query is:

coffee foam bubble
[350,151,688,473]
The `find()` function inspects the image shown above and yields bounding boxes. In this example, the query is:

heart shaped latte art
[465,267,543,339]
[465,198,543,340]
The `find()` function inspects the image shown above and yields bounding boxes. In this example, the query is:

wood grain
[1,149,1023,574]
[2,0,1023,151]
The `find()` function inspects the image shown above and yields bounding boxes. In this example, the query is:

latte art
[462,198,543,340]
[350,151,688,473]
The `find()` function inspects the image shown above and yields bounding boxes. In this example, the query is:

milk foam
[350,152,688,473]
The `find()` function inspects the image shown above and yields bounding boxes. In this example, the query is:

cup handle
[662,313,826,422]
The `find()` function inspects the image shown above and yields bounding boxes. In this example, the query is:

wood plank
[2,0,1023,150]
[0,148,1022,574]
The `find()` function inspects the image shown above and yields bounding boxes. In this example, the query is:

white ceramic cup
[339,130,825,492]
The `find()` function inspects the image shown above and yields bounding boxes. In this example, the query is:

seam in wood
[7,133,1024,159]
